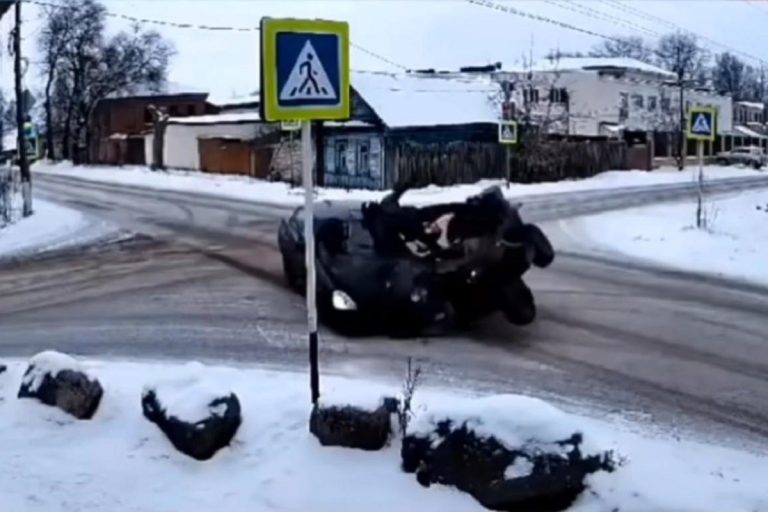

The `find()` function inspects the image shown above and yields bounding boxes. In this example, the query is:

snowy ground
[34,161,765,207]
[555,188,768,286]
[0,359,766,512]
[0,199,121,258]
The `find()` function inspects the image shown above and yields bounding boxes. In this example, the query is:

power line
[466,0,622,43]
[545,0,661,39]
[23,0,410,71]
[598,0,768,66]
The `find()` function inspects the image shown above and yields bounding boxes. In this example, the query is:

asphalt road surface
[3,173,768,449]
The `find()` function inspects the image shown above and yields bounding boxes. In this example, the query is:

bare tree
[654,33,710,170]
[655,33,710,86]
[591,35,654,64]
[712,52,747,99]
[40,0,173,163]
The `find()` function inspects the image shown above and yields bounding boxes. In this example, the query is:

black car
[277,184,554,336]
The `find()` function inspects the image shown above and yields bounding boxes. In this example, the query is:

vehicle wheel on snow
[501,279,536,326]
[522,224,555,268]
[717,158,729,166]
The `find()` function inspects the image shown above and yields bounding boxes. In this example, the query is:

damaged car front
[278,185,554,336]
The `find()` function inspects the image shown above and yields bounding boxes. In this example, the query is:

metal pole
[13,0,31,216]
[678,78,685,171]
[302,120,319,404]
[696,139,704,229]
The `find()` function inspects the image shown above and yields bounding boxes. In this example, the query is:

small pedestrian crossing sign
[260,18,350,121]
[687,107,716,142]
[499,121,518,145]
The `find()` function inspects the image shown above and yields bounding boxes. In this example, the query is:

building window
[548,87,569,104]
[619,92,629,109]
[648,96,657,112]
[144,108,152,124]
[661,96,671,113]
[335,140,348,174]
[523,87,539,104]
[632,94,644,109]
[169,105,179,117]
[186,104,196,116]
[357,141,370,176]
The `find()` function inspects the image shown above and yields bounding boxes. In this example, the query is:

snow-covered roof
[168,112,261,125]
[735,125,766,138]
[352,71,500,128]
[107,82,208,100]
[737,101,765,110]
[209,94,260,108]
[531,57,676,79]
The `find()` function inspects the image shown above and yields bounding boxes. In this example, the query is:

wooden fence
[392,139,628,186]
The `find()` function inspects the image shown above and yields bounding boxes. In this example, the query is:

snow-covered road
[34,160,768,207]
[0,359,765,512]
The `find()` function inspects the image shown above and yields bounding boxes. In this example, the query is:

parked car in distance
[715,146,767,169]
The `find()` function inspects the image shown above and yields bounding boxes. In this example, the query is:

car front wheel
[500,279,536,326]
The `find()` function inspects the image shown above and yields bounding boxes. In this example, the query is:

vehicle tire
[717,158,729,166]
[522,224,555,268]
[752,160,763,170]
[501,279,536,326]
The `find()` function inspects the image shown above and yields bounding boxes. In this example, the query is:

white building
[497,57,733,141]
[144,112,276,175]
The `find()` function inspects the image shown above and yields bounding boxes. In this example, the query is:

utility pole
[676,44,686,172]
[503,79,512,187]
[13,0,32,216]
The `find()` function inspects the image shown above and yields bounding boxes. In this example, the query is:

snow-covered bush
[17,350,103,419]
[142,363,242,461]
[401,394,616,512]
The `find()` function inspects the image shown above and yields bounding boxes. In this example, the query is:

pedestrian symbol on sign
[498,121,518,145]
[280,41,337,101]
[691,113,711,135]
[687,107,716,142]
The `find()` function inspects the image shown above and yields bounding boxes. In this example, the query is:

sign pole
[696,138,704,228]
[301,120,320,404]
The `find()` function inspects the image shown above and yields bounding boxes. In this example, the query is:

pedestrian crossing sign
[260,18,350,121]
[499,121,518,145]
[687,107,716,142]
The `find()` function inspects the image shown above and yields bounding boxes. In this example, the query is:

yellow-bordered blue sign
[498,121,518,145]
[260,18,350,122]
[687,107,716,142]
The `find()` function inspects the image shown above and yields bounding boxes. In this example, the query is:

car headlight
[332,290,357,311]
[410,287,429,303]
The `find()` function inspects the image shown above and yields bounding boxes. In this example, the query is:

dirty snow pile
[557,188,768,286]
[0,359,766,512]
[34,160,765,208]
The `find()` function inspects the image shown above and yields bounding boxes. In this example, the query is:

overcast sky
[2,0,768,101]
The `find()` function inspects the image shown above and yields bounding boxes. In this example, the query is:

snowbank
[34,160,765,208]
[557,188,768,286]
[409,394,601,455]
[143,362,236,423]
[0,360,766,511]
[0,198,117,258]
[20,350,83,394]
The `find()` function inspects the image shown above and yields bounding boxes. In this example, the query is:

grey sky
[2,0,767,100]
